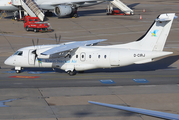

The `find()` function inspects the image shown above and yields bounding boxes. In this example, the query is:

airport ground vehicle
[24,16,52,32]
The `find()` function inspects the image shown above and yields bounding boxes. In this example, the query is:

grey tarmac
[0,0,179,120]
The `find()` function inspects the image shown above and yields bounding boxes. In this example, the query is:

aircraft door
[28,49,35,65]
[109,51,120,66]
[80,52,86,62]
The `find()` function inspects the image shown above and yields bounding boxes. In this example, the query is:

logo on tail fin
[151,30,159,37]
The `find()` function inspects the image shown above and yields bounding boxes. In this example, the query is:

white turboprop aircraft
[4,13,177,75]
[0,0,111,18]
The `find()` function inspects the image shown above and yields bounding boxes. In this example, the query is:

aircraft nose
[4,57,13,66]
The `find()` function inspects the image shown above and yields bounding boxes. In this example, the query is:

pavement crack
[38,88,59,120]
[1,33,15,52]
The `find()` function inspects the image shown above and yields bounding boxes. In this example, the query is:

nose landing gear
[16,70,21,74]
[15,66,21,74]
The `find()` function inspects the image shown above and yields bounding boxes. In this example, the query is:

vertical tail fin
[137,13,176,51]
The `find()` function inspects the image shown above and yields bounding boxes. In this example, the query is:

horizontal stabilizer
[155,15,178,22]
[134,51,173,64]
[89,101,179,120]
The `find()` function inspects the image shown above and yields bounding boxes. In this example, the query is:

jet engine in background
[54,5,77,18]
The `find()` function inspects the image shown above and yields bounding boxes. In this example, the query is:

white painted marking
[108,86,123,89]
[139,85,156,87]
[13,83,22,85]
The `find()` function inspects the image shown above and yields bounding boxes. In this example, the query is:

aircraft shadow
[73,104,137,117]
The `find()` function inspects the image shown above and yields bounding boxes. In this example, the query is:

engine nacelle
[54,5,72,17]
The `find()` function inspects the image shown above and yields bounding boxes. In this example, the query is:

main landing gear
[67,70,76,76]
[70,8,78,18]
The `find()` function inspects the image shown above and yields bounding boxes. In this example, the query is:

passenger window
[82,55,84,58]
[98,55,100,58]
[89,55,91,58]
[35,19,38,21]
[104,55,107,58]
[29,19,33,21]
[76,55,78,58]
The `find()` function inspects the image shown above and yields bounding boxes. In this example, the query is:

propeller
[55,33,57,44]
[31,39,41,66]
[58,35,61,44]
[55,33,61,44]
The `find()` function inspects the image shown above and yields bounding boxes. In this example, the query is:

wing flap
[41,39,107,55]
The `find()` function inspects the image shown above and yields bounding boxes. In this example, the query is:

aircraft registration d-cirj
[4,13,177,76]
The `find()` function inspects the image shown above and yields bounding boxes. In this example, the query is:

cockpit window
[14,51,23,56]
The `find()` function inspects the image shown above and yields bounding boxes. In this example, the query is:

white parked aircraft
[0,0,111,18]
[4,13,177,75]
[89,101,179,120]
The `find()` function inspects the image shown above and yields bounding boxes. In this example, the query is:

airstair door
[28,49,35,65]
[109,52,120,66]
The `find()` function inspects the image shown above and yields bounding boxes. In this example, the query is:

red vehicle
[24,16,52,32]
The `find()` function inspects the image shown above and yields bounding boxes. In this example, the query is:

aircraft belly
[75,64,97,71]
[79,1,103,7]
[39,4,54,10]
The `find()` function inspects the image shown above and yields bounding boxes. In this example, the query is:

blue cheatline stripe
[133,79,149,83]
[28,71,55,74]
[99,80,115,84]
[4,71,16,73]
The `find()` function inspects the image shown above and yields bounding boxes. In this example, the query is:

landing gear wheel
[73,13,78,18]
[26,26,29,31]
[70,12,78,18]
[34,29,39,33]
[67,70,76,76]
[16,70,21,74]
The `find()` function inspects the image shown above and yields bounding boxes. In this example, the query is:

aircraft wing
[50,0,112,6]
[88,101,179,120]
[41,39,107,55]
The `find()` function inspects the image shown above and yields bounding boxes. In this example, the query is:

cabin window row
[76,55,107,59]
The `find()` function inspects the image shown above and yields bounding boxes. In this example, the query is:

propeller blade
[37,39,39,46]
[32,39,35,47]
[55,33,57,44]
[58,35,61,44]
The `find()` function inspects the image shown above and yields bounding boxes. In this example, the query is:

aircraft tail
[114,13,177,51]
[137,13,176,51]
